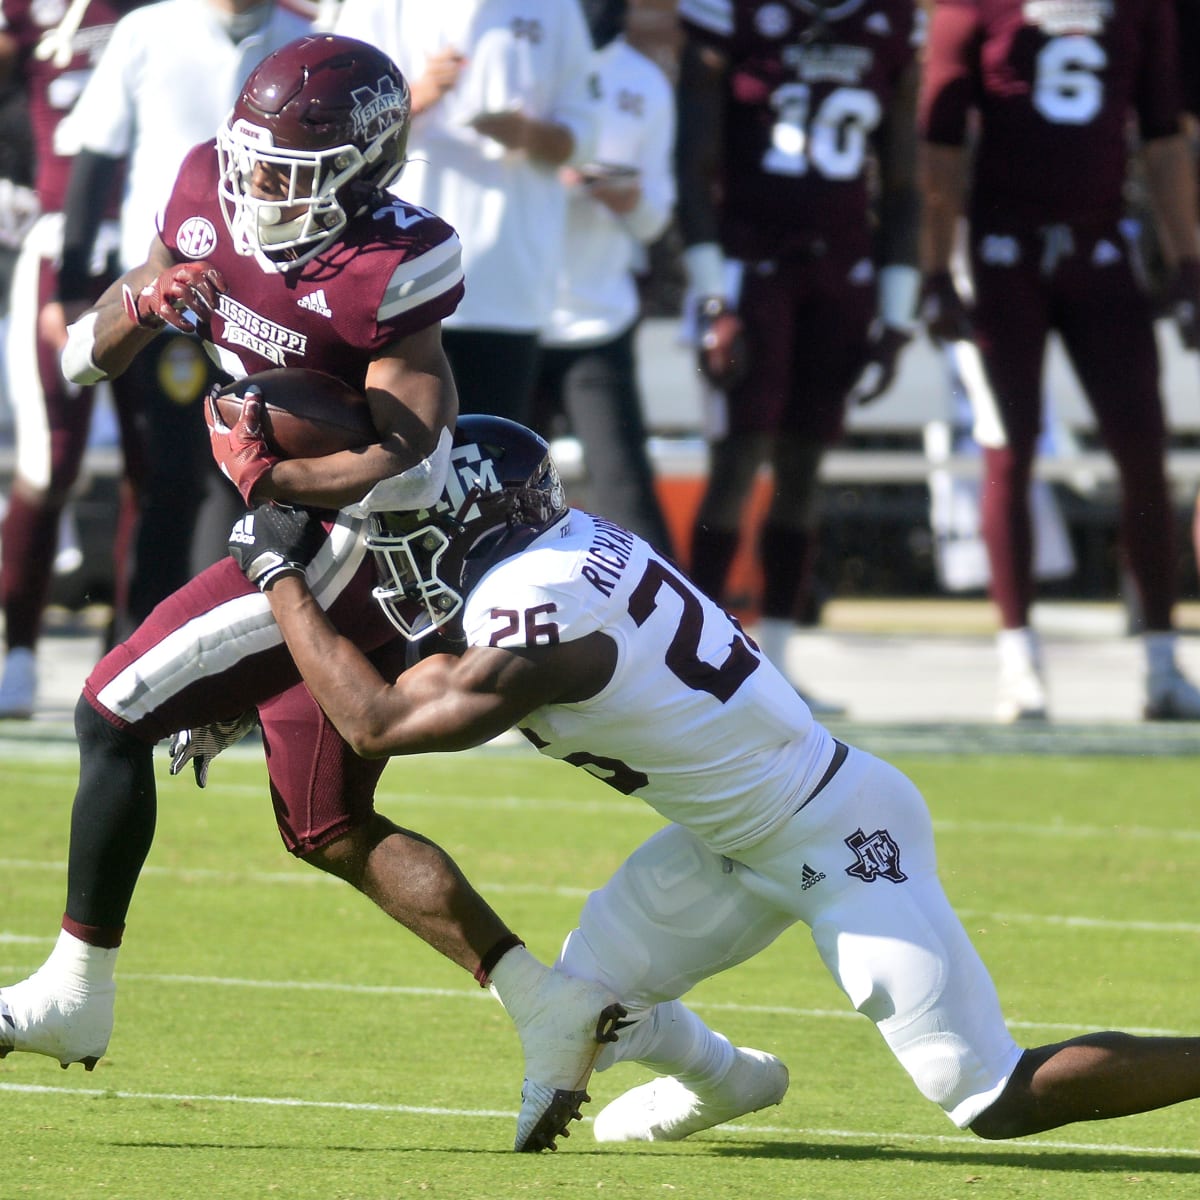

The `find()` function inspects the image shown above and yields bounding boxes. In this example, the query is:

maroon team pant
[83,512,404,853]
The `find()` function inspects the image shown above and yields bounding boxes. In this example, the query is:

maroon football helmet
[217,34,411,271]
[367,417,569,641]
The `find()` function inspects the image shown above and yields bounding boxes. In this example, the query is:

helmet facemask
[217,119,406,270]
[366,416,568,642]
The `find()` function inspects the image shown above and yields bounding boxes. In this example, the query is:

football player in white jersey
[227,415,1200,1146]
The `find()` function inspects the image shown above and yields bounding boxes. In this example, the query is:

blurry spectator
[0,74,36,436]
[0,0,141,719]
[676,0,924,715]
[920,0,1200,722]
[52,0,310,644]
[334,0,596,426]
[532,0,674,553]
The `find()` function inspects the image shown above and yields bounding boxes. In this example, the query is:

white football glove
[169,712,258,788]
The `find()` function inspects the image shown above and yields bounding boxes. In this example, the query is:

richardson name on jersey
[582,517,636,597]
[217,295,308,365]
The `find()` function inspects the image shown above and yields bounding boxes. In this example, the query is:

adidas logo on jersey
[800,863,826,891]
[298,289,333,317]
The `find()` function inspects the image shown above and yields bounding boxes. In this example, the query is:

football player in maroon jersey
[677,0,925,715]
[0,0,144,718]
[0,34,624,1154]
[920,0,1200,722]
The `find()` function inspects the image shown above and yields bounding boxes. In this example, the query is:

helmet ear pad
[216,34,412,268]
[366,417,569,642]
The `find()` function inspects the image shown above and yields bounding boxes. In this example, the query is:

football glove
[168,711,258,789]
[206,385,280,504]
[1167,258,1200,351]
[920,271,973,344]
[228,502,324,591]
[847,324,912,406]
[121,261,226,333]
[695,296,749,389]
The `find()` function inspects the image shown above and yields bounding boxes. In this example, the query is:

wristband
[682,241,728,300]
[61,310,108,385]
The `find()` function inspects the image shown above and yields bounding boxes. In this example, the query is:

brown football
[212,368,377,459]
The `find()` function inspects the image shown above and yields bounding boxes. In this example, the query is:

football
[211,367,377,459]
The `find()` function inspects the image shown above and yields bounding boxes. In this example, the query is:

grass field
[2,741,1199,1199]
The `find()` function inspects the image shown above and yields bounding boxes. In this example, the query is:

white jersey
[335,0,596,332]
[541,37,675,348]
[463,509,837,855]
[55,0,312,270]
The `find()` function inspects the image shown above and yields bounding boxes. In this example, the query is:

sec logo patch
[176,217,218,259]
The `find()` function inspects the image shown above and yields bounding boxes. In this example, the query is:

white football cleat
[592,1047,789,1143]
[0,647,36,719]
[502,968,626,1152]
[995,659,1047,724]
[0,968,114,1070]
[1144,667,1200,721]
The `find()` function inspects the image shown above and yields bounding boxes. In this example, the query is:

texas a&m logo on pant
[844,827,907,884]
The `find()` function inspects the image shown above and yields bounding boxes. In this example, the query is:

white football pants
[556,744,1024,1127]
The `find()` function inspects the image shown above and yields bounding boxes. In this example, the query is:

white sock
[755,617,793,678]
[1143,632,1177,686]
[43,929,118,990]
[996,626,1041,672]
[486,945,546,1018]
[598,1000,734,1087]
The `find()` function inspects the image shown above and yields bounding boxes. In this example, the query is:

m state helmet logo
[350,76,408,138]
[844,827,907,883]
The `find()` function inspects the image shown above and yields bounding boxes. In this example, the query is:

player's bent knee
[558,824,788,1007]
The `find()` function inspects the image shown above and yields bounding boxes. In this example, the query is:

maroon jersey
[160,141,466,387]
[0,0,129,212]
[920,0,1184,225]
[679,0,921,261]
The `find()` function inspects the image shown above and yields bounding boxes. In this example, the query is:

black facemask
[579,0,628,49]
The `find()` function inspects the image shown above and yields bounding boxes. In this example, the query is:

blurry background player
[334,0,597,428]
[52,0,311,645]
[532,0,674,554]
[0,0,141,718]
[919,0,1200,723]
[676,0,924,715]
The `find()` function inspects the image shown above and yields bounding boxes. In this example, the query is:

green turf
[2,744,1199,1198]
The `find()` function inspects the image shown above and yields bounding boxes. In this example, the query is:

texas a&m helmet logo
[844,827,907,883]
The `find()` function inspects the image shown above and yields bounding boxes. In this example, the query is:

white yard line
[0,1079,1196,1159]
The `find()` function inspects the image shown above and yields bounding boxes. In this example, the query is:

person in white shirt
[51,0,311,641]
[533,0,674,554]
[333,0,596,426]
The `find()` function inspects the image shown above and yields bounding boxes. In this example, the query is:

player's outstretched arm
[61,235,226,384]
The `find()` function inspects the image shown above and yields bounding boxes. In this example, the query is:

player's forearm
[61,273,164,384]
[265,577,399,757]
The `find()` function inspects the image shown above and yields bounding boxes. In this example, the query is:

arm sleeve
[917,1,981,146]
[547,3,598,166]
[674,31,726,249]
[57,149,123,300]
